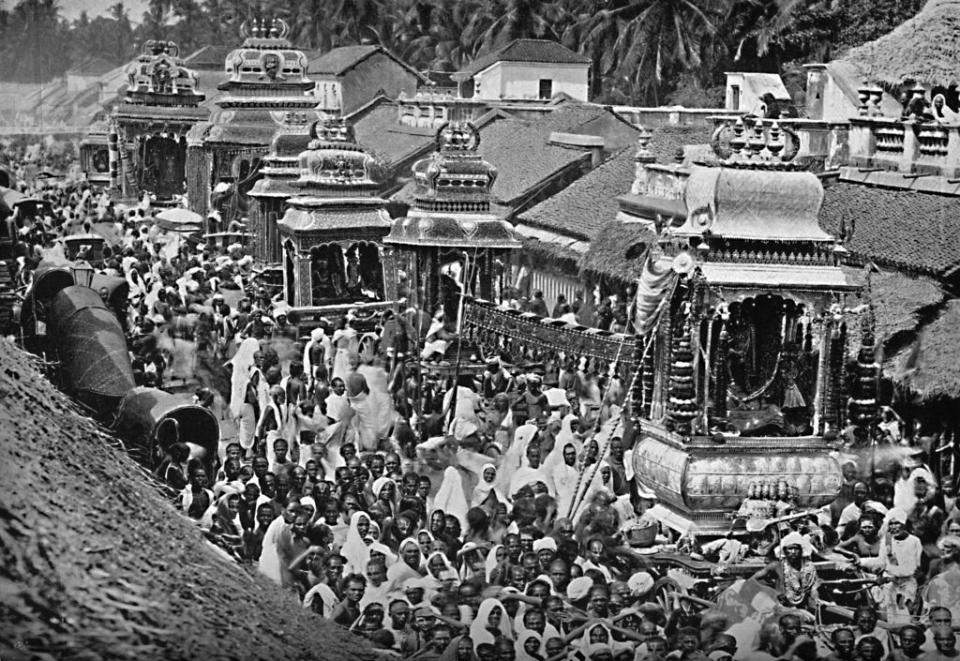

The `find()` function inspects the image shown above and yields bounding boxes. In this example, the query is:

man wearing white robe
[858,508,923,615]
[509,440,553,497]
[344,372,388,452]
[551,442,580,516]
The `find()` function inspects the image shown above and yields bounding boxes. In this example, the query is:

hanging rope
[446,244,481,428]
[566,274,679,520]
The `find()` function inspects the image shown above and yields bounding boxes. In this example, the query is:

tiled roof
[458,39,591,77]
[184,45,233,69]
[515,124,714,239]
[648,124,716,165]
[392,105,643,211]
[819,181,960,277]
[518,147,635,241]
[308,45,381,75]
[477,115,591,205]
[351,101,436,167]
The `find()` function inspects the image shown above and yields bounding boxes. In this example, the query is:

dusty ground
[0,338,375,661]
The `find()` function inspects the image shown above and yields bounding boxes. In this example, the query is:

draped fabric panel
[633,256,677,337]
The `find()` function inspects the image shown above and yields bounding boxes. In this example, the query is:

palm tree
[476,0,568,50]
[1,0,67,82]
[109,2,136,63]
[569,0,724,105]
[331,0,384,44]
[388,0,490,72]
[284,0,335,50]
[728,0,842,68]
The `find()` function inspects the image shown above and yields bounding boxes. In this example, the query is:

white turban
[628,571,654,597]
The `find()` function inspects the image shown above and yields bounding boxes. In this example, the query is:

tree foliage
[0,0,928,105]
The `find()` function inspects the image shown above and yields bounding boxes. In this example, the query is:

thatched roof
[518,148,636,242]
[579,221,656,282]
[886,298,960,400]
[819,181,960,278]
[864,270,945,342]
[520,236,582,266]
[0,341,374,660]
[844,0,960,88]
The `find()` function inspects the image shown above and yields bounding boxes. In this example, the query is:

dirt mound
[0,339,374,661]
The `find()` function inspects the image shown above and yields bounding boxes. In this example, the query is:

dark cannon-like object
[43,281,220,477]
[48,285,135,415]
[114,388,220,477]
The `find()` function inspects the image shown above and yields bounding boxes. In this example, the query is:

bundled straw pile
[845,0,960,88]
[0,339,374,661]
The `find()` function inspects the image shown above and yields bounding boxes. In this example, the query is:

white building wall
[821,75,858,122]
[475,65,503,100]
[476,62,588,101]
[725,73,766,113]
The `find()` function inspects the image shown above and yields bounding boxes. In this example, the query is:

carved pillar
[295,251,312,307]
[713,321,729,423]
[811,317,829,435]
[479,250,494,300]
[427,250,440,314]
[381,245,398,303]
[107,129,119,193]
[412,249,427,311]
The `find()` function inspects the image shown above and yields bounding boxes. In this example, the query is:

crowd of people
[7,167,960,661]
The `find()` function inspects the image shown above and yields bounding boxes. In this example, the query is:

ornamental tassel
[825,321,847,432]
[668,316,699,435]
[848,317,879,430]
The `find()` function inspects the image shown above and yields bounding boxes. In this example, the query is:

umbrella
[155,208,203,233]
[2,187,24,208]
[0,187,20,219]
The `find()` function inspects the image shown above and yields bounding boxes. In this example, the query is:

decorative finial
[437,121,480,152]
[729,118,746,158]
[767,121,784,160]
[747,119,765,159]
[857,81,871,116]
[635,126,654,164]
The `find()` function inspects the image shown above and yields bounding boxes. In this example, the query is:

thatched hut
[861,270,945,345]
[844,0,960,88]
[578,220,656,297]
[886,299,960,401]
[0,340,375,660]
[876,283,960,458]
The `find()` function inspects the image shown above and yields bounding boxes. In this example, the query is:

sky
[59,0,152,24]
